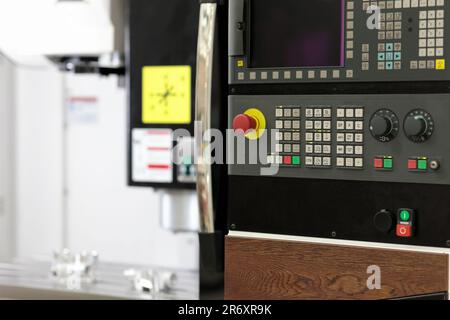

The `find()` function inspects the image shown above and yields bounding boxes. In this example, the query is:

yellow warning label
[237,59,244,68]
[436,59,446,70]
[142,66,191,124]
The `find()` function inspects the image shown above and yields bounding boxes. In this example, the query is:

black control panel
[227,175,450,247]
[229,94,448,186]
[229,0,450,83]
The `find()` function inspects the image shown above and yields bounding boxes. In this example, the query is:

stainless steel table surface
[0,261,199,300]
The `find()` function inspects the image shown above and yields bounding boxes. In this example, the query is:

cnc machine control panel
[229,94,448,186]
[228,96,450,247]
[227,0,450,248]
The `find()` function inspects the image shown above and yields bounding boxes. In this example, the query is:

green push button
[384,158,393,169]
[292,156,301,165]
[418,159,428,170]
[400,210,410,222]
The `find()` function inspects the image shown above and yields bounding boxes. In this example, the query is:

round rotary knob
[404,116,427,137]
[233,114,257,134]
[404,109,434,143]
[369,109,399,142]
[371,114,392,137]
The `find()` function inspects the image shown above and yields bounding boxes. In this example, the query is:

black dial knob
[374,210,394,233]
[369,109,399,142]
[371,115,392,136]
[404,116,426,136]
[404,109,434,143]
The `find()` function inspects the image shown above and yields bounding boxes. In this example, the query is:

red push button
[374,158,383,169]
[396,225,412,238]
[233,114,257,134]
[408,159,417,170]
[283,156,292,165]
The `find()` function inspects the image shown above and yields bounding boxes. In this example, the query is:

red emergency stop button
[233,114,257,134]
[396,225,412,238]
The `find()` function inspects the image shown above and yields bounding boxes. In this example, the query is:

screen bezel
[246,0,346,70]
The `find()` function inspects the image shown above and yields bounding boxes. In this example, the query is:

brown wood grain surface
[225,236,449,300]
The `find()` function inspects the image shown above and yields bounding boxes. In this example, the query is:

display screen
[250,0,344,68]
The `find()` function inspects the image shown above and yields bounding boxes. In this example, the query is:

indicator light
[384,158,393,169]
[400,210,410,222]
[374,158,383,168]
[418,159,428,170]
[408,159,417,170]
[283,156,292,165]
[396,209,415,238]
[396,225,412,238]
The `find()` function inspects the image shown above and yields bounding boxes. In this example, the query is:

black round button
[404,109,434,143]
[374,210,394,233]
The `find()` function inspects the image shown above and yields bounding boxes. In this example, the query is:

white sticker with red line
[132,129,173,183]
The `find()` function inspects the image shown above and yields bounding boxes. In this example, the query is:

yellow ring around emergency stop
[244,108,266,140]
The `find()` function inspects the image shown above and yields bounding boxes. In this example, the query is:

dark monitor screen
[250,0,344,68]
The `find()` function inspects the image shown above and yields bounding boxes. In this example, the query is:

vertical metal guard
[195,3,217,233]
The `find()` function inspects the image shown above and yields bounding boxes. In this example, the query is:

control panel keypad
[362,0,447,74]
[271,106,302,166]
[407,2,446,70]
[305,107,332,168]
[377,11,403,41]
[418,9,445,58]
[362,43,370,71]
[336,107,365,169]
[271,106,366,170]
[378,42,403,70]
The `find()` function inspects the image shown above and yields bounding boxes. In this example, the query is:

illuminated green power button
[418,159,428,170]
[400,210,410,222]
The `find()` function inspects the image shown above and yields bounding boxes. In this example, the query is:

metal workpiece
[0,261,199,300]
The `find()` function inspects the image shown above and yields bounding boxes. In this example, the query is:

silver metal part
[195,3,217,234]
[51,249,99,288]
[430,160,441,170]
[123,269,177,295]
[159,190,200,233]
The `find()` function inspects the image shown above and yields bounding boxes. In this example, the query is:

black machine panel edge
[127,0,198,189]
[392,292,449,300]
[228,175,450,248]
[127,0,229,298]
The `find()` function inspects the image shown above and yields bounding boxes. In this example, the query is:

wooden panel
[225,236,449,300]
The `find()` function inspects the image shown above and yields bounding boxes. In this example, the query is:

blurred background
[0,58,198,268]
[0,0,202,299]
